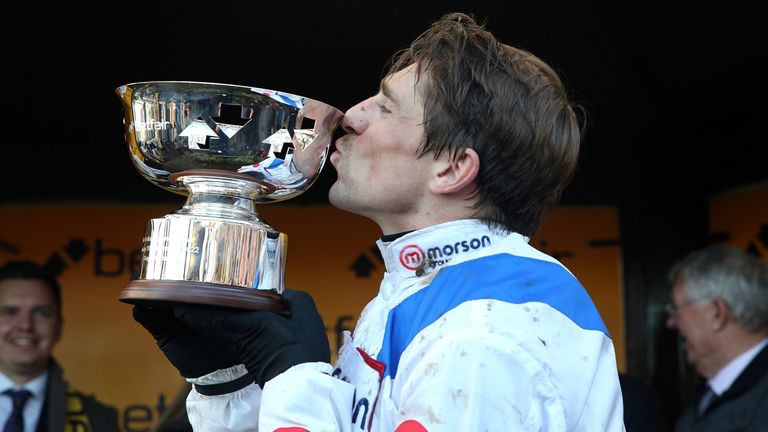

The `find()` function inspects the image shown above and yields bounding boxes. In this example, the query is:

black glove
[173,289,330,387]
[132,304,241,378]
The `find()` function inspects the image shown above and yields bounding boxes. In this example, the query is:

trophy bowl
[115,81,343,311]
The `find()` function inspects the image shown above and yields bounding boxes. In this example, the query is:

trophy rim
[115,80,311,101]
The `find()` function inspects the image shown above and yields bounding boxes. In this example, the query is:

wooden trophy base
[119,279,286,313]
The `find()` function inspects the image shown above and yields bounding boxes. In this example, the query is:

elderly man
[667,246,768,431]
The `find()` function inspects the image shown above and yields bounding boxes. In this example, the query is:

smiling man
[666,246,768,431]
[133,12,625,431]
[0,260,118,432]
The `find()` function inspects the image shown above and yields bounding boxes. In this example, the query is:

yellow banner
[0,204,624,430]
[709,182,768,257]
[533,207,625,372]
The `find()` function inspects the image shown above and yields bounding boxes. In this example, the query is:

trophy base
[119,279,286,313]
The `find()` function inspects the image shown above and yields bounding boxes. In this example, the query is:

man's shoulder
[430,252,607,332]
[66,388,120,431]
[677,373,768,432]
[67,388,117,410]
[45,360,120,431]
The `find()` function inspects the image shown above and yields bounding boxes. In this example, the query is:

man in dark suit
[667,246,768,431]
[0,260,118,432]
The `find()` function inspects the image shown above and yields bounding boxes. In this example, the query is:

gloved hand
[132,304,241,378]
[173,289,330,387]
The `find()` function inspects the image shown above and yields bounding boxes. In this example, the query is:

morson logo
[399,245,425,270]
[398,235,492,271]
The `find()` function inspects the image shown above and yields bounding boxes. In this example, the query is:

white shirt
[0,372,48,432]
[186,220,625,431]
[709,337,768,396]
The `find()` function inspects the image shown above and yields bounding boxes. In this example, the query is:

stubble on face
[329,65,431,230]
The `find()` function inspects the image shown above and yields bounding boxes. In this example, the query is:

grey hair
[669,246,768,331]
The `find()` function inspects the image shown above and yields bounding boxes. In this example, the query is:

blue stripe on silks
[376,253,609,379]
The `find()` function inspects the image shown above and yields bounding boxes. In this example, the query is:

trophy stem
[172,170,275,222]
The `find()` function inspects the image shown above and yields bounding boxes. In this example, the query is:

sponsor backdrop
[709,182,768,257]
[0,204,624,431]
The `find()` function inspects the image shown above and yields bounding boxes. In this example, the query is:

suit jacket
[620,374,669,432]
[675,344,768,431]
[37,359,119,432]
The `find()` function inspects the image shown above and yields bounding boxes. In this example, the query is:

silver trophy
[115,81,343,311]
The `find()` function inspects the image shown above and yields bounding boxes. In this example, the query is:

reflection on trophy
[115,81,343,311]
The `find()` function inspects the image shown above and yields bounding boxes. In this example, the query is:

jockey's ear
[429,148,480,195]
